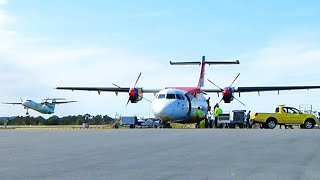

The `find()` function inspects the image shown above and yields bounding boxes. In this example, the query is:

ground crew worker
[196,106,203,128]
[246,110,251,128]
[214,103,222,128]
[208,112,213,128]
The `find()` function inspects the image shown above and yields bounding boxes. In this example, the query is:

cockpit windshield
[166,94,176,99]
[156,93,185,100]
[158,94,165,99]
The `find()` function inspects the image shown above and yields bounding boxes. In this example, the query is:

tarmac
[0,129,320,180]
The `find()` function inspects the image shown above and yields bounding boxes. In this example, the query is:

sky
[0,0,320,119]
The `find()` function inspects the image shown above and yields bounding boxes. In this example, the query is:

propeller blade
[133,72,142,88]
[234,97,246,106]
[112,83,121,88]
[139,95,152,103]
[207,79,223,91]
[230,73,240,87]
[125,99,130,107]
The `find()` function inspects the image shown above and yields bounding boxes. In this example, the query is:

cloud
[0,10,14,26]
[0,0,6,5]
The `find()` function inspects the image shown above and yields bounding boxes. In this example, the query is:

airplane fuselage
[152,89,208,123]
[22,100,55,114]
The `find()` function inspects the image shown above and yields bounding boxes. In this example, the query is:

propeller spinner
[208,73,245,106]
[113,72,149,107]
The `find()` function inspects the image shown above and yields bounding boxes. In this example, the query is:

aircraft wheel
[114,124,119,129]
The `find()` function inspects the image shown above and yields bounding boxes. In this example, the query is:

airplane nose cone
[152,100,175,118]
[22,102,28,107]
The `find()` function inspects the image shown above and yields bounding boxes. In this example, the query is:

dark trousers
[209,120,213,128]
[215,116,218,127]
[196,118,200,128]
[204,119,208,128]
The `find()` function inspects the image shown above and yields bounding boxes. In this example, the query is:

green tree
[76,118,83,125]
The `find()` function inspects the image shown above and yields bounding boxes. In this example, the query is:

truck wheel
[229,124,235,128]
[266,118,277,129]
[304,119,314,129]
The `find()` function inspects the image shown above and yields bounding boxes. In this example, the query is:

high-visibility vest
[214,108,222,117]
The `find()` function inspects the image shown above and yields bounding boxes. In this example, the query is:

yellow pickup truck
[251,105,318,129]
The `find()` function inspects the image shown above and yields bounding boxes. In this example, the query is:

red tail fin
[197,56,205,87]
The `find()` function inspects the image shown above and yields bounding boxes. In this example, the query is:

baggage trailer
[216,110,247,128]
[114,116,138,129]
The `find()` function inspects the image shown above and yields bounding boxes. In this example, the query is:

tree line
[1,114,115,126]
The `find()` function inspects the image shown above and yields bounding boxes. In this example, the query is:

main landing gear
[160,120,172,128]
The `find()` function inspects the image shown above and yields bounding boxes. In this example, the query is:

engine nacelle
[222,95,234,103]
[129,88,143,103]
[222,87,234,103]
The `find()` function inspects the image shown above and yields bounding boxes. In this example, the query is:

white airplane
[56,55,320,125]
[2,98,77,115]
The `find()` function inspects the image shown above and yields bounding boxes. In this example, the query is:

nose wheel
[26,109,29,115]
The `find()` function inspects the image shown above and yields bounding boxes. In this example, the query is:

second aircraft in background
[2,98,77,115]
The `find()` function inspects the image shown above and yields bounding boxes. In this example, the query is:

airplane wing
[53,101,78,104]
[202,85,320,93]
[55,87,161,93]
[2,102,22,105]
[235,86,320,92]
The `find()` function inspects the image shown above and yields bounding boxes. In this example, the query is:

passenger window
[158,94,165,99]
[166,94,176,99]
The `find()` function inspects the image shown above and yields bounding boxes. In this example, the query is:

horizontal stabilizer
[43,98,66,101]
[170,60,239,65]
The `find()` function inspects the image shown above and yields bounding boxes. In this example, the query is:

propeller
[207,73,246,106]
[112,72,151,107]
